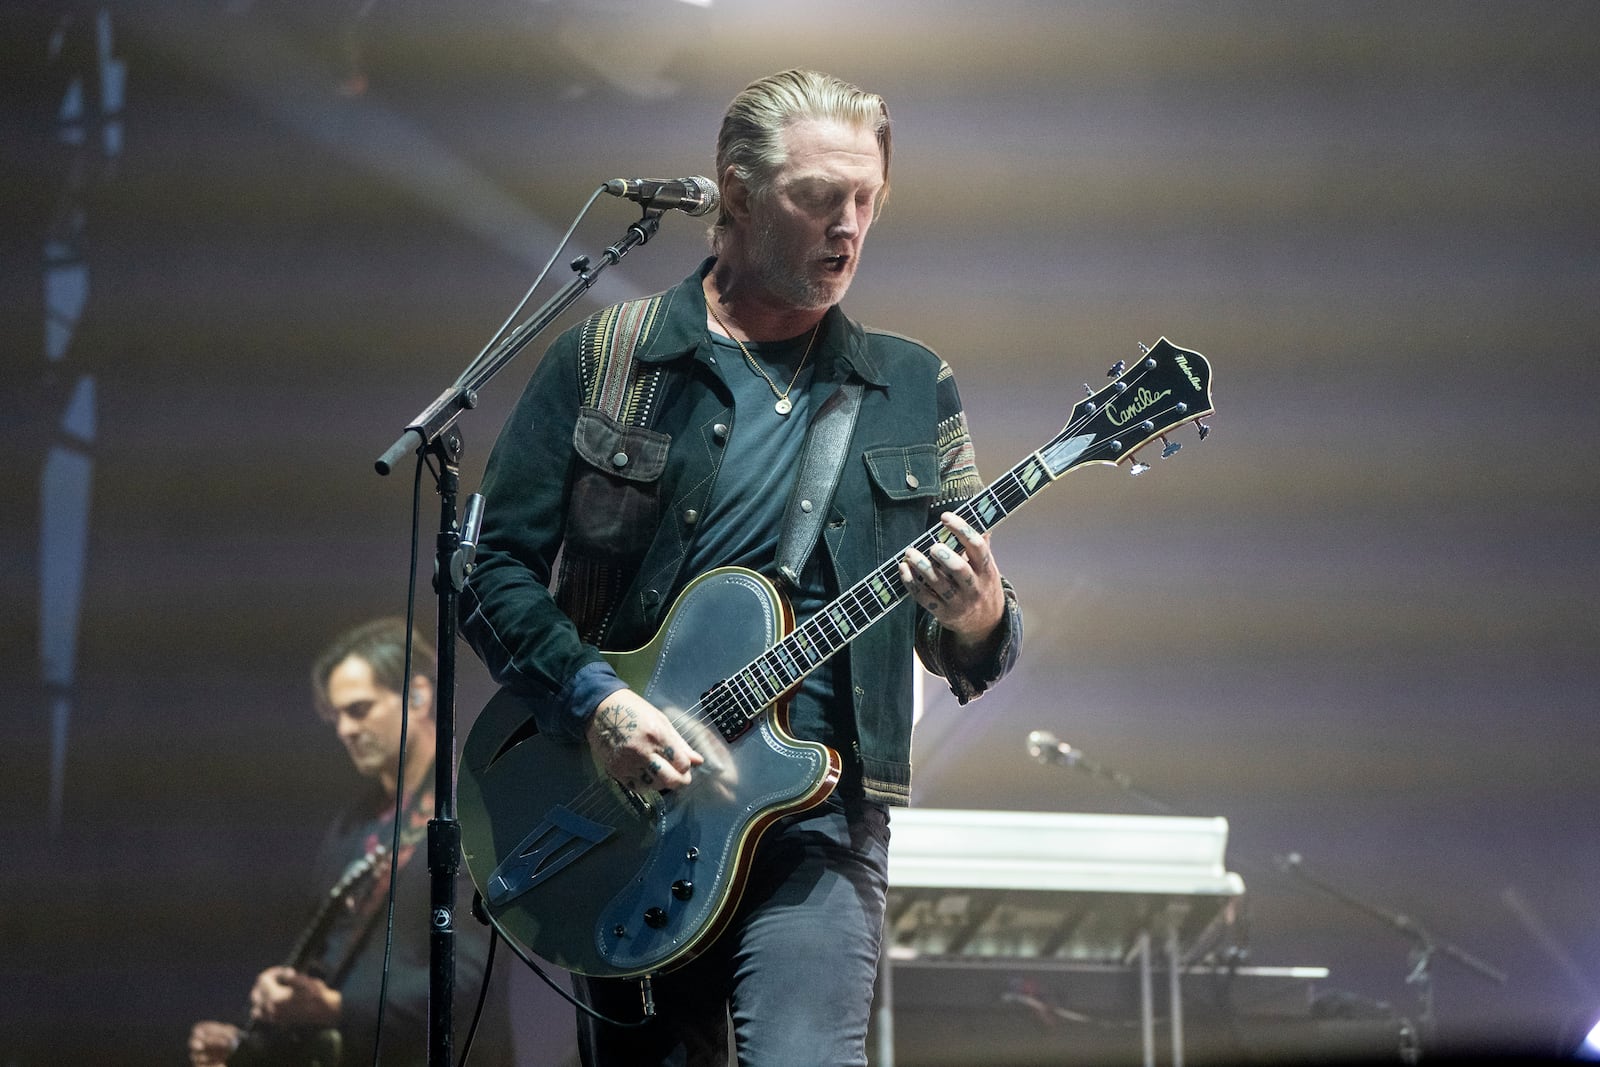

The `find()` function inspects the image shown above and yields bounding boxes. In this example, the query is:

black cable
[456,185,608,387]
[455,922,497,1067]
[368,449,427,1066]
[489,920,648,1029]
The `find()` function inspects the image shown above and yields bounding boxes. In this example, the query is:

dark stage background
[4,2,1598,1064]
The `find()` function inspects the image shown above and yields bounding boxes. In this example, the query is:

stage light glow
[1577,1014,1600,1060]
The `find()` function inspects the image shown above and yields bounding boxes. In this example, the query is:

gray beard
[748,215,851,312]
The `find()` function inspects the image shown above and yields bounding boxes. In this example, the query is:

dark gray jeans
[573,796,891,1066]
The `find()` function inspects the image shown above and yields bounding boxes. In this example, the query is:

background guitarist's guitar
[227,846,386,1067]
[459,338,1214,979]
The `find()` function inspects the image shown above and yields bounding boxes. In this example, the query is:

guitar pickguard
[485,803,618,909]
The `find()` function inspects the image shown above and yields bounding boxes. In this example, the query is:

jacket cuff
[560,660,629,742]
[924,576,1023,705]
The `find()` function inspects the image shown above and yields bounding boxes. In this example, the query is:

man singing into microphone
[461,69,1023,1065]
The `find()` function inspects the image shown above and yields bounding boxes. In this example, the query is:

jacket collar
[634,258,890,389]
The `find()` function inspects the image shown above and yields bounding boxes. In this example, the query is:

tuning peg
[1160,435,1181,458]
[1129,458,1152,476]
[1083,383,1093,398]
[1196,421,1211,440]
[1106,359,1126,378]
[1136,341,1151,355]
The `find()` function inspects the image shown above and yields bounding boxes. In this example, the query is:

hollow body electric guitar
[458,338,1214,979]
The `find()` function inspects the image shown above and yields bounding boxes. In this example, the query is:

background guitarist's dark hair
[310,616,436,720]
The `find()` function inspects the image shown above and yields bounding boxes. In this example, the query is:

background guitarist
[461,69,1023,1066]
[187,619,514,1066]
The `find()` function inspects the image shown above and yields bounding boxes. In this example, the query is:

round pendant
[774,396,793,416]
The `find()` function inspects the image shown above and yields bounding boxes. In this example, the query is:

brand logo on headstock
[1107,386,1172,427]
[1174,353,1203,392]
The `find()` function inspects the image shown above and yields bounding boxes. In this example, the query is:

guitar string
[552,364,1189,825]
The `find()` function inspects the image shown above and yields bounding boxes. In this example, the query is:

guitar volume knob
[672,879,695,901]
[644,907,669,929]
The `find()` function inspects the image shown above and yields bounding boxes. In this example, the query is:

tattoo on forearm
[594,702,636,748]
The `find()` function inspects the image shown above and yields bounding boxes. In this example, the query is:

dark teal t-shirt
[685,333,859,786]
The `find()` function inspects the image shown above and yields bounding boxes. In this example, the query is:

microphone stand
[1276,854,1506,1057]
[1069,754,1176,816]
[373,208,666,1067]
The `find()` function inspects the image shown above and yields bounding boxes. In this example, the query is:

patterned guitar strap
[558,294,668,644]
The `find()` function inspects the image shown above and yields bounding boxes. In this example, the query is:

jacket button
[644,589,660,607]
[800,499,813,513]
[684,509,699,526]
[905,473,920,489]
[611,452,629,468]
[713,423,729,443]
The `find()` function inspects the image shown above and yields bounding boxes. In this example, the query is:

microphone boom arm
[375,210,663,475]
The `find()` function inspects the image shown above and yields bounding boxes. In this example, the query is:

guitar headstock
[1039,338,1214,478]
[331,844,387,900]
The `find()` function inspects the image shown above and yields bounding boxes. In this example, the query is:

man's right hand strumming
[187,1020,240,1067]
[586,689,703,793]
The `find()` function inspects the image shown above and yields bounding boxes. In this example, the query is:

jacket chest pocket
[863,444,940,560]
[566,407,671,565]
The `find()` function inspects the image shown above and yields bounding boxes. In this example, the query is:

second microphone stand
[1276,853,1507,1058]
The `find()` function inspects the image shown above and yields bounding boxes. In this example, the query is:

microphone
[1026,730,1083,767]
[449,492,486,591]
[603,176,719,216]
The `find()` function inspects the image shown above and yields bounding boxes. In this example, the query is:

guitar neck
[282,884,349,972]
[703,338,1212,739]
[282,850,383,971]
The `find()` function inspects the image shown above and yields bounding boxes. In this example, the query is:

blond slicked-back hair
[711,69,891,252]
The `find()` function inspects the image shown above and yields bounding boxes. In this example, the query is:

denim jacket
[461,260,1022,804]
